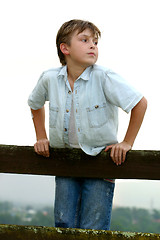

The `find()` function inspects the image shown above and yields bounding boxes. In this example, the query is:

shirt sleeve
[104,70,143,113]
[28,72,49,110]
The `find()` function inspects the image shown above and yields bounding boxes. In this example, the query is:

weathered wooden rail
[0,144,160,179]
[0,144,160,239]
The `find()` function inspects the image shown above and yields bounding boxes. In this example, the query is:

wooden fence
[0,144,160,239]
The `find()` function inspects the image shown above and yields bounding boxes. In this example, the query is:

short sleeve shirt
[28,64,143,156]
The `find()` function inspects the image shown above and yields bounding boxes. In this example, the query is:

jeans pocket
[86,103,108,128]
[49,106,59,128]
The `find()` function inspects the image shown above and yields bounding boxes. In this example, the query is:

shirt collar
[58,65,67,81]
[58,65,93,81]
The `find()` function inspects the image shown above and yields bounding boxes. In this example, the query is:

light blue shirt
[28,64,143,156]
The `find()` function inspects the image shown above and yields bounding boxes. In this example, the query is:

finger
[44,149,49,157]
[34,143,38,153]
[104,145,113,152]
[38,142,45,154]
[34,142,42,154]
[111,146,122,166]
[38,139,49,157]
[34,142,45,156]
[44,142,50,157]
[118,148,123,165]
[110,146,117,164]
[114,147,119,165]
[122,150,127,163]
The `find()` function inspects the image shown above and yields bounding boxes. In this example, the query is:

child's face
[66,28,98,68]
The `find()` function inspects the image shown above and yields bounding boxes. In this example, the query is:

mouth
[88,52,96,56]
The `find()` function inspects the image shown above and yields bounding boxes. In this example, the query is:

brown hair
[56,19,101,65]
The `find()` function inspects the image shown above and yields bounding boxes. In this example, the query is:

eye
[82,39,87,42]
[94,40,98,45]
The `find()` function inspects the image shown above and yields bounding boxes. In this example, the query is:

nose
[90,42,95,49]
[90,40,95,49]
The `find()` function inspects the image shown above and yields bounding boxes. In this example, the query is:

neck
[67,63,86,82]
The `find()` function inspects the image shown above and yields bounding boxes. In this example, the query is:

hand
[34,138,50,157]
[104,141,131,165]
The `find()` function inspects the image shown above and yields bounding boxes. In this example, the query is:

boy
[28,19,147,230]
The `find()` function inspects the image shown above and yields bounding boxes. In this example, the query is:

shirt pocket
[86,103,108,128]
[49,106,59,128]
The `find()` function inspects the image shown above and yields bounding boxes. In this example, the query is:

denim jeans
[54,177,115,230]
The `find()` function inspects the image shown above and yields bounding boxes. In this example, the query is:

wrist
[37,134,48,141]
[37,137,48,141]
[36,131,47,141]
[123,139,133,148]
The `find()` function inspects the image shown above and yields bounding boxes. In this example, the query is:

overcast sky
[0,0,160,209]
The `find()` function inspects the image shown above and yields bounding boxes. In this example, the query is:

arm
[31,107,50,157]
[105,97,147,165]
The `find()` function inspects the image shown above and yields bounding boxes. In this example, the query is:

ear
[60,43,70,56]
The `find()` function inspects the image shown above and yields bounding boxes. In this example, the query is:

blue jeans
[54,177,115,230]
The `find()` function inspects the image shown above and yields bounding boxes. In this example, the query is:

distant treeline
[111,207,160,233]
[0,201,160,233]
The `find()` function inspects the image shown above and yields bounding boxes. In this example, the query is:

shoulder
[92,64,129,85]
[37,66,64,86]
[91,64,114,81]
[41,67,63,79]
[92,64,111,75]
[90,65,116,85]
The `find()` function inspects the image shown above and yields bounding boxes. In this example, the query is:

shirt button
[76,109,77,113]
[75,90,77,94]
[78,128,80,132]
[64,128,67,132]
[66,109,69,113]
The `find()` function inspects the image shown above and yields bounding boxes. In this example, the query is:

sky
[0,0,160,210]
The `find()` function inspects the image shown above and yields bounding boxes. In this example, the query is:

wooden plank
[0,224,160,240]
[0,144,160,180]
